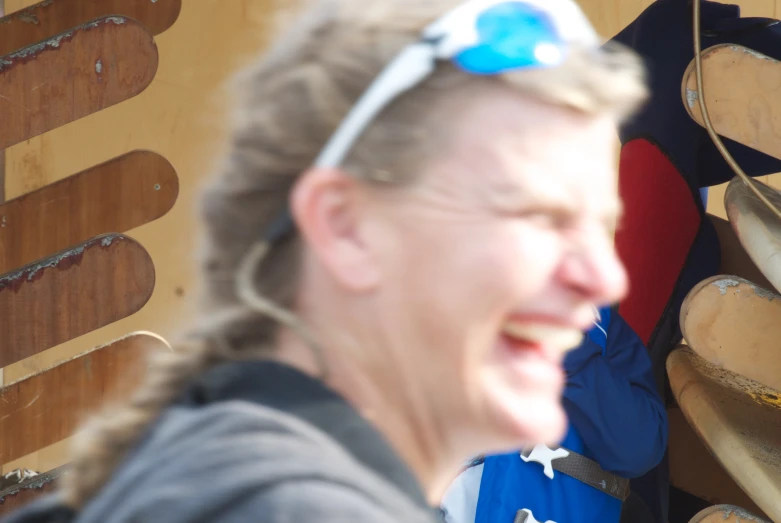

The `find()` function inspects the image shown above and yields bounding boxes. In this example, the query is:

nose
[560,232,629,306]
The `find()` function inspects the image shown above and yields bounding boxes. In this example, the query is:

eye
[521,209,576,231]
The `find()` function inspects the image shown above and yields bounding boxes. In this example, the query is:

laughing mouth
[501,321,584,356]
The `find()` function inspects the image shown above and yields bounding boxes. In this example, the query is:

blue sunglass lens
[453,2,566,75]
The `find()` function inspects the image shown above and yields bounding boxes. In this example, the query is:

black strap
[551,448,630,501]
[520,445,630,501]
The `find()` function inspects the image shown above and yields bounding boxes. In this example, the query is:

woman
[3,1,646,522]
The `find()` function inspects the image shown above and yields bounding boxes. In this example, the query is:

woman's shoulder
[74,401,433,522]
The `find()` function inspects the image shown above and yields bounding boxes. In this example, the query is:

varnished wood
[0,0,312,393]
[0,16,158,150]
[0,150,177,275]
[0,332,168,465]
[683,44,781,162]
[724,177,781,294]
[668,347,781,520]
[0,234,155,368]
[689,504,771,523]
[0,0,181,57]
[707,213,773,291]
[0,466,62,517]
[0,149,5,203]
[668,408,764,515]
[680,275,781,392]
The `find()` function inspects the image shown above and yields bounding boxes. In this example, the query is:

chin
[476,363,568,451]
[488,396,569,451]
[524,407,568,446]
[513,404,567,447]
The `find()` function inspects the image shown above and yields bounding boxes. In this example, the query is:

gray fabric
[69,401,436,523]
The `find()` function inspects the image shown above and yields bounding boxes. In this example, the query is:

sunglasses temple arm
[313,42,438,169]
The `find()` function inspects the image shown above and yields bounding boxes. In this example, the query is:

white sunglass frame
[312,0,599,169]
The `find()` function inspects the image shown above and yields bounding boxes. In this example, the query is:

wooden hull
[725,177,781,295]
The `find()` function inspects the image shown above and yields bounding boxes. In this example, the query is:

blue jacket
[474,307,668,523]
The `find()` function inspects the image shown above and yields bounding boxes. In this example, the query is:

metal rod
[692,0,781,220]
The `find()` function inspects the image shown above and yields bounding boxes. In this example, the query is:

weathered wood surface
[688,504,771,523]
[0,466,63,517]
[0,16,158,150]
[680,275,781,392]
[668,407,763,514]
[668,346,781,521]
[0,332,168,465]
[707,213,773,291]
[683,44,781,162]
[0,149,5,203]
[0,234,155,368]
[725,177,781,294]
[0,0,181,56]
[0,150,177,275]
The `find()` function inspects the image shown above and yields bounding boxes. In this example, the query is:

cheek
[392,224,564,361]
[379,219,563,343]
[473,225,563,306]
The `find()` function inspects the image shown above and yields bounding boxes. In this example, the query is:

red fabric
[615,139,701,345]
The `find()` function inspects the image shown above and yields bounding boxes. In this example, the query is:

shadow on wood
[668,407,763,515]
[0,234,155,368]
[724,177,781,294]
[0,16,158,150]
[0,332,169,465]
[707,213,773,291]
[0,150,178,275]
[688,504,771,523]
[668,346,781,521]
[0,0,181,56]
[0,466,63,517]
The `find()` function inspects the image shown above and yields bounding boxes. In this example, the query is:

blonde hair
[61,0,647,507]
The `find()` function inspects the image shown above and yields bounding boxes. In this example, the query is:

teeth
[502,322,584,352]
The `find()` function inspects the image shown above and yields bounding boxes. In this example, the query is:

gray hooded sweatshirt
[2,362,441,523]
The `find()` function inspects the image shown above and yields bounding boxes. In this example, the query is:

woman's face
[365,87,627,455]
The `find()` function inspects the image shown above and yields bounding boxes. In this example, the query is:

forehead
[426,88,620,217]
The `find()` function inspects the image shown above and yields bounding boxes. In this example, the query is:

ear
[290,167,380,291]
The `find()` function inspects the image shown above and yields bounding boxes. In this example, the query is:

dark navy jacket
[474,307,668,523]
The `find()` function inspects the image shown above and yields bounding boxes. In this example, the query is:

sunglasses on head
[265,0,600,244]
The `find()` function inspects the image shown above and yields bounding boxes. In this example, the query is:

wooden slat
[0,0,181,56]
[683,44,781,162]
[690,505,771,523]
[668,347,781,522]
[0,16,158,150]
[0,234,155,368]
[0,332,168,465]
[680,275,781,393]
[0,466,62,517]
[707,213,773,290]
[724,176,781,294]
[0,150,178,275]
[0,149,5,203]
[668,407,764,514]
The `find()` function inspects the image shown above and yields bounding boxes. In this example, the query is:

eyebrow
[488,182,623,231]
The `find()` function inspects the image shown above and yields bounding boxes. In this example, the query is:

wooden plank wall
[0,0,4,390]
[0,0,3,209]
[0,0,302,474]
